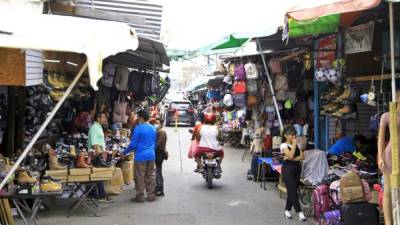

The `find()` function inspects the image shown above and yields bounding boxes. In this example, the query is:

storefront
[0,14,169,224]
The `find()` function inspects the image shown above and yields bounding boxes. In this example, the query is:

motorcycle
[200,152,221,189]
[188,128,223,189]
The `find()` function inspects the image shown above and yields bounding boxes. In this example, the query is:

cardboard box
[69,168,91,175]
[67,175,90,182]
[90,172,113,179]
[45,170,68,176]
[92,166,114,173]
[90,177,113,181]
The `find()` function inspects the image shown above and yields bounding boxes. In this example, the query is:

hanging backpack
[233,81,247,94]
[143,73,159,96]
[101,63,116,87]
[247,95,257,107]
[114,65,130,91]
[272,136,281,149]
[369,113,382,133]
[234,64,246,80]
[263,134,272,150]
[340,172,365,204]
[273,74,289,91]
[245,62,258,79]
[223,94,234,107]
[247,79,258,95]
[313,184,332,222]
[320,209,341,225]
[268,58,282,74]
[128,71,144,95]
[233,94,246,108]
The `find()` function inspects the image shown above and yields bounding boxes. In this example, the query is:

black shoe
[92,156,111,168]
[156,191,165,197]
[130,197,145,203]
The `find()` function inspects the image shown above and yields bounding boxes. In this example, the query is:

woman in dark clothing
[280,126,306,222]
[152,118,168,196]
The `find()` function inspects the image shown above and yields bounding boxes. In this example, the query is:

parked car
[165,101,196,127]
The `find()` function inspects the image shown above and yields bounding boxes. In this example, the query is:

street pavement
[30,127,311,225]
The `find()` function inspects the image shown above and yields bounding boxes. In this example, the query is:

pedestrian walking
[123,109,157,202]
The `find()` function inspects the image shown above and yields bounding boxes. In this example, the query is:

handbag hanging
[113,94,128,124]
[114,65,130,91]
[268,58,282,74]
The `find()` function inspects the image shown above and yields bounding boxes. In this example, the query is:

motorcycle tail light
[206,153,215,159]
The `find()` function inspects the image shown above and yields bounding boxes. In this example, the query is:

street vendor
[88,112,113,203]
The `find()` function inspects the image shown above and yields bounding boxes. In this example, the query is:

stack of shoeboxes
[45,167,114,182]
[45,169,68,182]
[90,167,114,181]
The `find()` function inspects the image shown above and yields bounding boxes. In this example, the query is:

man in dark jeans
[88,112,113,203]
[152,118,168,196]
[123,110,157,202]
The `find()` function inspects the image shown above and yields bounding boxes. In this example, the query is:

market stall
[0,13,170,224]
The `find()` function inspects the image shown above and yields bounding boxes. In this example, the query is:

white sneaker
[298,212,306,222]
[284,210,292,219]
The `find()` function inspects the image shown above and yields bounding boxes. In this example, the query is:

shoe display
[92,156,111,168]
[40,180,62,192]
[17,169,37,184]
[48,148,67,170]
[75,152,91,168]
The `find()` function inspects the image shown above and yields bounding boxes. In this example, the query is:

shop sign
[317,34,337,69]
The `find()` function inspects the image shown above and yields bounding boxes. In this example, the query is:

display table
[257,157,282,190]
[0,191,62,225]
[65,180,110,217]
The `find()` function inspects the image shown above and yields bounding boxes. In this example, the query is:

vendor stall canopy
[0,13,139,90]
[106,36,170,69]
[284,0,382,39]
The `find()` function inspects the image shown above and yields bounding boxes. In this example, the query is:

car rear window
[170,102,190,110]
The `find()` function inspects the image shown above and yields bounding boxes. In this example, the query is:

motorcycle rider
[194,112,224,173]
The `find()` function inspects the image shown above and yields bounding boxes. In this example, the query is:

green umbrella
[211,34,250,50]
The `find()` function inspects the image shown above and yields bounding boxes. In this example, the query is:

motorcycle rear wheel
[207,167,213,189]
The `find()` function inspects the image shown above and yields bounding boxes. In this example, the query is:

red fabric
[233,81,246,94]
[263,135,272,150]
[195,147,224,158]
[188,140,199,159]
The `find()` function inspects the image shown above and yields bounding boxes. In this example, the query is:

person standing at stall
[152,118,168,196]
[88,112,113,203]
[280,126,306,222]
[378,91,400,225]
[123,109,157,202]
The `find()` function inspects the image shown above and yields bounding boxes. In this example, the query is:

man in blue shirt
[123,109,157,202]
[328,136,356,156]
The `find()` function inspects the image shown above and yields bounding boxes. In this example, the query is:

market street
[31,127,308,225]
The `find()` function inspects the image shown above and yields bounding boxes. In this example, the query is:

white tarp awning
[0,13,139,90]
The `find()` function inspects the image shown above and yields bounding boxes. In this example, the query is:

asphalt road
[29,127,311,225]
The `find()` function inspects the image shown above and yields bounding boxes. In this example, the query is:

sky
[160,0,305,50]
